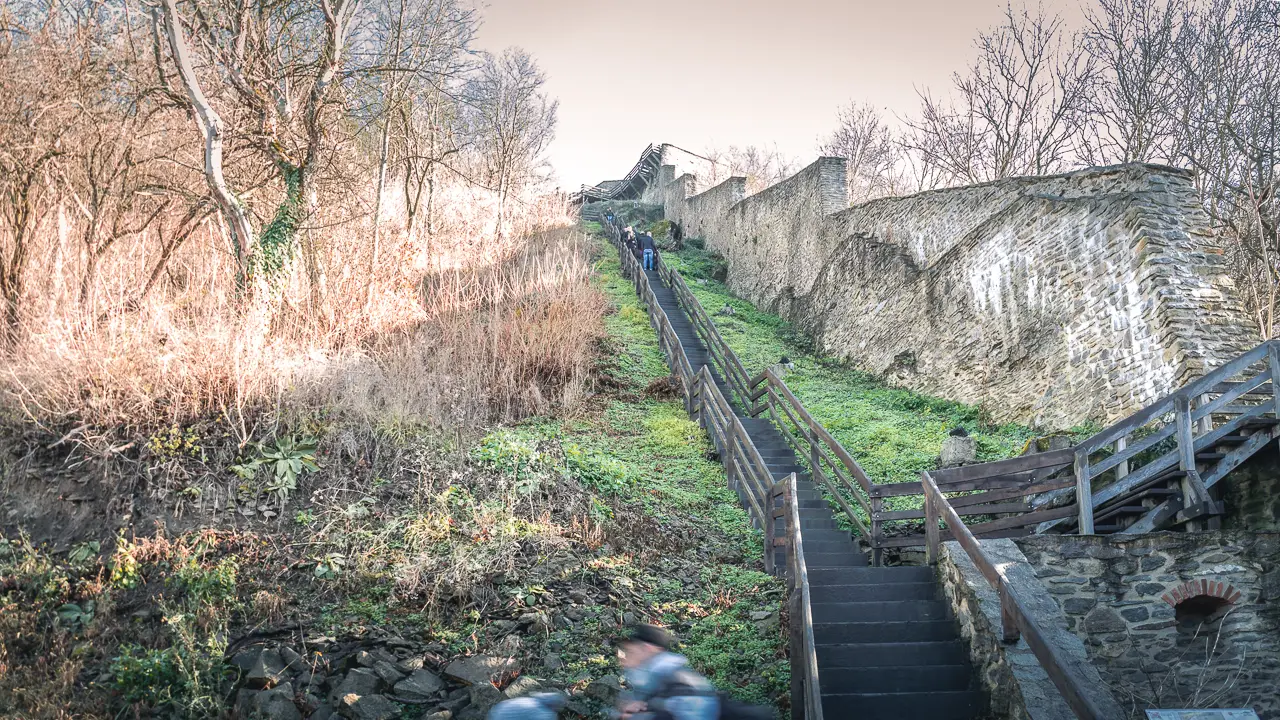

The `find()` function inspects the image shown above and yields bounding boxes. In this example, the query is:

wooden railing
[772,472,824,720]
[572,143,661,205]
[1063,339,1280,534]
[603,219,823,717]
[875,449,1078,550]
[922,471,1125,720]
[604,219,774,531]
[656,256,877,556]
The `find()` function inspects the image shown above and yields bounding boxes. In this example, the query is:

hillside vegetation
[0,228,788,718]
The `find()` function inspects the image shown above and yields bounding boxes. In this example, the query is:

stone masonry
[656,158,1260,429]
[1016,533,1280,718]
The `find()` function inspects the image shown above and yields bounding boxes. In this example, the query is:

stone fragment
[940,434,977,467]
[444,656,516,686]
[468,683,504,715]
[339,693,399,720]
[502,675,542,698]
[396,656,425,673]
[329,668,382,707]
[395,669,447,701]
[1083,607,1127,633]
[1062,597,1097,614]
[279,646,304,669]
[372,661,405,687]
[253,681,302,720]
[247,650,289,689]
[518,612,551,634]
[584,675,622,704]
[542,654,563,671]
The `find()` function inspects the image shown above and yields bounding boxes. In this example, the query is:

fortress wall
[667,160,1259,428]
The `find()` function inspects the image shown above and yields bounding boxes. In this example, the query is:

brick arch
[1161,579,1243,607]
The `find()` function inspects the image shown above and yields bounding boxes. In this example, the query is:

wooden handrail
[784,472,824,720]
[650,250,877,552]
[922,471,1125,720]
[603,217,778,533]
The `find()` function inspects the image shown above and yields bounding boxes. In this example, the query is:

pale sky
[472,0,1085,189]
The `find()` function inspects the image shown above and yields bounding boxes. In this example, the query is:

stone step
[816,640,968,668]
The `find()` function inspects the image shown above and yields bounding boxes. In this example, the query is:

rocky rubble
[229,636,555,720]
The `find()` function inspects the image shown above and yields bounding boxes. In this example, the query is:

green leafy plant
[170,557,239,610]
[314,552,346,579]
[55,600,95,629]
[564,443,629,494]
[110,645,184,705]
[231,435,320,506]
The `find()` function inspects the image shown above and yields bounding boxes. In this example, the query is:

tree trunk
[368,120,391,306]
[159,0,253,284]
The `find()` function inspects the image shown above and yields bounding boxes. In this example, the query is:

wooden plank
[927,448,1075,485]
[923,475,940,565]
[1200,428,1274,489]
[1114,436,1129,482]
[1090,422,1174,476]
[1194,367,1270,422]
[1174,394,1210,505]
[945,478,1075,508]
[1080,342,1270,453]
[877,526,1037,549]
[1075,450,1095,534]
[878,501,1032,522]
[875,473,1061,498]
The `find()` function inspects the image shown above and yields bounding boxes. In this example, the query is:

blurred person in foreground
[614,624,718,720]
[488,691,568,720]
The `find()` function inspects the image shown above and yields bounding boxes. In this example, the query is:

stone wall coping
[942,538,1123,720]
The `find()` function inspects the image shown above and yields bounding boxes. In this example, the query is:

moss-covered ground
[660,240,1092,514]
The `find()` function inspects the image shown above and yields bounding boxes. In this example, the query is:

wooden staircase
[599,213,1274,720]
[638,259,988,719]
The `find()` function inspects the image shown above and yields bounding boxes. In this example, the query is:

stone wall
[1016,533,1280,718]
[654,160,1260,428]
[938,539,1121,720]
[1223,440,1280,533]
[676,176,747,251]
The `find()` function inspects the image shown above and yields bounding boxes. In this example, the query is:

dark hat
[619,623,672,649]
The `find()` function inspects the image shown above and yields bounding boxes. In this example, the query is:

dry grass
[0,194,603,450]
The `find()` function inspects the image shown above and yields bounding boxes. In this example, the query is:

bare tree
[1080,0,1187,164]
[157,0,254,282]
[819,102,904,202]
[1173,0,1280,335]
[703,143,798,194]
[465,48,558,236]
[905,2,1096,184]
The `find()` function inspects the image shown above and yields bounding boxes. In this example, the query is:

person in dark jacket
[623,226,637,257]
[614,624,718,720]
[639,232,656,270]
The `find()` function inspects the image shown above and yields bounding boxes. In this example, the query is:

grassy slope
[664,243,1051,511]
[577,232,788,705]
[0,227,789,718]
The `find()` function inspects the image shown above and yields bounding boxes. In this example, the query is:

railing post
[765,485,777,576]
[1175,393,1210,506]
[997,582,1021,644]
[924,477,940,565]
[1074,448,1095,535]
[1114,436,1129,482]
[870,494,883,567]
[1268,341,1280,419]
[724,421,737,493]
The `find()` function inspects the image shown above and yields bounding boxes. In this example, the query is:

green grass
[662,244,1073,513]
